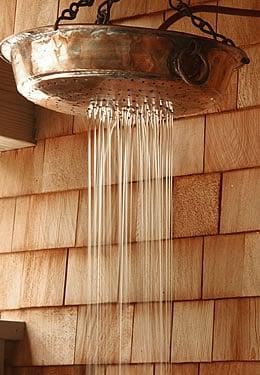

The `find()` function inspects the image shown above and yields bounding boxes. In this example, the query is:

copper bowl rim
[0,23,248,65]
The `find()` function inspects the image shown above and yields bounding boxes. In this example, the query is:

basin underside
[0,25,248,118]
[23,73,221,117]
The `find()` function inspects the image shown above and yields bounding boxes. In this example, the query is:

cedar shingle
[0,142,44,198]
[12,191,79,251]
[213,298,260,361]
[42,134,88,192]
[15,0,58,33]
[75,304,134,364]
[0,198,16,253]
[65,246,119,305]
[173,173,220,237]
[132,302,172,363]
[205,109,260,172]
[203,233,260,298]
[220,169,260,233]
[155,364,198,375]
[238,45,260,108]
[120,238,202,303]
[201,362,260,375]
[171,301,214,362]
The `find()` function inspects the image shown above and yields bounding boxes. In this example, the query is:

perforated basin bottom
[21,74,220,119]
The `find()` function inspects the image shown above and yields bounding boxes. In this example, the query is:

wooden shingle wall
[0,0,259,374]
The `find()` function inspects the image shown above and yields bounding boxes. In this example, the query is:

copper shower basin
[0,24,249,118]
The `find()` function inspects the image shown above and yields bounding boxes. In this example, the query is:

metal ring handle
[174,47,210,86]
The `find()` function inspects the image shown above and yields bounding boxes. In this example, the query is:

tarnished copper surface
[0,25,248,117]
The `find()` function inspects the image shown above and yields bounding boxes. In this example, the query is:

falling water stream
[85,102,175,372]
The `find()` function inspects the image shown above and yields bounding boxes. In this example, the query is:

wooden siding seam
[0,187,81,201]
[72,115,76,135]
[217,173,223,234]
[74,191,81,248]
[23,294,260,306]
[5,361,260,372]
[2,296,260,313]
[0,156,258,200]
[30,104,260,141]
[57,0,61,19]
[10,197,17,252]
[1,231,258,255]
[73,306,79,365]
[205,104,260,119]
[0,167,258,201]
[0,172,217,200]
[129,303,135,363]
[202,115,206,173]
[13,0,18,34]
[3,229,260,254]
[200,237,205,300]
[62,249,69,306]
[114,10,165,23]
[211,300,216,362]
[235,69,239,110]
[169,301,175,362]
[0,246,68,256]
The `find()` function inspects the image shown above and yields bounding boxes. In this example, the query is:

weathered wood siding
[0,0,259,373]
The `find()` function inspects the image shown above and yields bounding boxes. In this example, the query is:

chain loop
[55,0,121,29]
[54,0,95,30]
[169,0,235,46]
[96,0,120,24]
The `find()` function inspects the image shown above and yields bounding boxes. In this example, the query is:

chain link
[169,0,235,46]
[96,0,121,24]
[55,0,121,29]
[54,0,95,30]
[55,0,238,47]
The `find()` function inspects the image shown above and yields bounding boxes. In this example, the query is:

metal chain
[96,0,121,24]
[54,0,95,30]
[55,0,121,29]
[169,0,235,46]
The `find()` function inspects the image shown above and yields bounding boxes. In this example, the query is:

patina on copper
[0,24,249,118]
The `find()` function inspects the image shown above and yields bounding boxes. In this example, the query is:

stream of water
[85,104,175,370]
